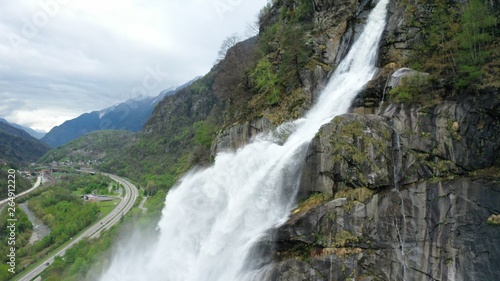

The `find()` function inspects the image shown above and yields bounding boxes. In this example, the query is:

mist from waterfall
[100,0,389,280]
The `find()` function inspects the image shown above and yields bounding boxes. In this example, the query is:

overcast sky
[0,0,268,132]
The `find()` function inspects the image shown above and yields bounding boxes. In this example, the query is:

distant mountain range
[0,118,46,139]
[41,82,194,148]
[0,121,51,165]
[39,130,135,164]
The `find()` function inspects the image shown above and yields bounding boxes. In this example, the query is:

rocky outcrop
[378,0,422,67]
[258,177,500,281]
[300,114,393,197]
[387,68,429,88]
[301,96,500,198]
[263,92,500,280]
[211,117,274,154]
[382,98,500,172]
[301,0,380,101]
[353,0,434,111]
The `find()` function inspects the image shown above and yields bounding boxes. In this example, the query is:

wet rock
[262,178,500,281]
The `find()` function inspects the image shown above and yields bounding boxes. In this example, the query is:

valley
[15,174,139,281]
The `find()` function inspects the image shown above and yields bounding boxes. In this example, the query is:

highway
[0,176,42,211]
[16,173,139,281]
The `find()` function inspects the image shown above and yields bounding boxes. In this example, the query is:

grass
[73,188,87,196]
[93,199,120,217]
[487,214,500,225]
[292,192,332,215]
[334,187,375,210]
[469,166,500,178]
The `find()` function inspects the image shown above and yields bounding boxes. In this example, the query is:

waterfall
[391,123,403,190]
[389,117,408,280]
[390,123,408,280]
[101,0,389,280]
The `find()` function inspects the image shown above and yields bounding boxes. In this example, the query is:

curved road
[17,173,139,281]
[0,176,42,212]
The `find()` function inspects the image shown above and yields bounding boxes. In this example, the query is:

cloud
[0,0,268,132]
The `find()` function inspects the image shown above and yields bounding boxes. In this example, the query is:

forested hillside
[0,122,50,165]
[41,90,174,148]
[39,130,135,164]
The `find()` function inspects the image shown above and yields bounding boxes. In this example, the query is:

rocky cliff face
[258,91,500,280]
[211,0,433,154]
[210,0,500,279]
[210,117,274,154]
[257,177,500,281]
[300,93,500,198]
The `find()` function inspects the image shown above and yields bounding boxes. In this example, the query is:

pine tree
[408,0,461,79]
[456,0,497,88]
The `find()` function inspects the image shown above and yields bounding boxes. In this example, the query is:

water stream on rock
[391,125,403,190]
[101,0,389,280]
[390,123,409,280]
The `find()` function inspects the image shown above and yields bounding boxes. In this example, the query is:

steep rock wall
[207,0,500,279]
[258,177,500,280]
[261,93,500,280]
[212,0,388,154]
[210,117,274,154]
[301,94,500,197]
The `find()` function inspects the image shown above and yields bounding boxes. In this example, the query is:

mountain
[100,37,260,193]
[0,121,51,165]
[41,88,179,148]
[0,118,46,139]
[39,130,135,164]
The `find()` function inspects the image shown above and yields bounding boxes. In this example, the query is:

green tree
[456,0,496,88]
[409,0,461,78]
[0,264,11,281]
[251,58,282,105]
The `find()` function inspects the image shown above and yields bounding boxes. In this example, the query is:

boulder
[387,68,430,88]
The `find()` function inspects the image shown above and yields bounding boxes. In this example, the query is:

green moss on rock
[334,187,375,210]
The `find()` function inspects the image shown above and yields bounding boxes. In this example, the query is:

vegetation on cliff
[391,0,498,102]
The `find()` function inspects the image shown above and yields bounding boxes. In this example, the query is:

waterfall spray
[101,0,389,280]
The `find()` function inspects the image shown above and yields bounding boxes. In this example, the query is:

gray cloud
[0,0,268,132]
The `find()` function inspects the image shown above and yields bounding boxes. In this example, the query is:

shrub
[389,74,430,103]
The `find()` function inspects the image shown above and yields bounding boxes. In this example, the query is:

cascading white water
[101,0,388,280]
